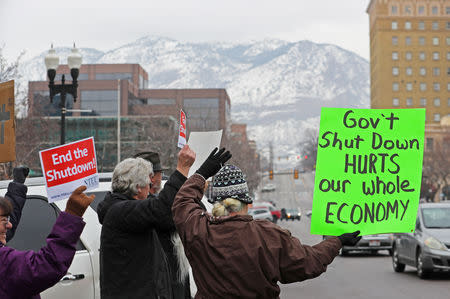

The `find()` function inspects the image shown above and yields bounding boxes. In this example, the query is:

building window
[419,36,425,45]
[392,52,399,60]
[419,67,426,76]
[432,6,438,15]
[447,6,450,14]
[392,67,399,76]
[448,82,450,91]
[448,67,450,75]
[405,52,412,60]
[419,52,426,60]
[433,52,440,60]
[447,21,450,30]
[406,98,413,106]
[448,98,450,106]
[405,5,412,15]
[419,21,425,30]
[418,6,425,15]
[434,114,440,122]
[405,21,411,30]
[405,37,411,46]
[406,67,413,76]
[420,98,427,106]
[393,98,399,106]
[392,36,398,45]
[433,83,440,91]
[392,21,398,30]
[432,21,439,30]
[80,90,118,116]
[183,98,220,130]
[432,37,439,45]
[391,5,398,14]
[426,138,434,151]
[95,73,132,81]
[420,83,427,91]
[447,37,450,45]
[434,98,441,106]
[433,67,440,76]
[406,82,413,91]
[447,52,450,60]
[393,82,399,91]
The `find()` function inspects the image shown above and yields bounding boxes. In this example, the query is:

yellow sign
[0,81,16,162]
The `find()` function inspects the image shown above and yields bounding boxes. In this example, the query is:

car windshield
[421,207,450,228]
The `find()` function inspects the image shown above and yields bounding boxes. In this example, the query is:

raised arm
[6,166,29,242]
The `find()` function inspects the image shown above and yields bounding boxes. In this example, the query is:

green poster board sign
[311,108,425,236]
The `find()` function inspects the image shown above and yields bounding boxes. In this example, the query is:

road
[257,171,450,299]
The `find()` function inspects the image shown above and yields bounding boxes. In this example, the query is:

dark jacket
[172,174,342,299]
[0,212,85,299]
[97,170,187,299]
[5,181,27,242]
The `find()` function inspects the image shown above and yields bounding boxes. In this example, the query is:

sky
[0,0,371,62]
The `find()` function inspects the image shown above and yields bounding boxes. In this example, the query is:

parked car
[323,233,393,256]
[0,174,211,298]
[252,203,281,223]
[281,208,301,221]
[248,207,273,222]
[392,202,450,278]
[261,184,276,192]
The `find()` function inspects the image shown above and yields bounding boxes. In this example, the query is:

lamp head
[67,43,82,70]
[44,44,59,71]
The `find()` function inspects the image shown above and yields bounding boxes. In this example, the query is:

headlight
[287,213,291,217]
[297,213,301,216]
[424,236,447,251]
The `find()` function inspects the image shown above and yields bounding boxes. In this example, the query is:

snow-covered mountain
[20,36,370,167]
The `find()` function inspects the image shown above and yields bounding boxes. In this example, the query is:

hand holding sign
[176,145,196,177]
[65,185,95,217]
[338,231,362,246]
[195,147,232,180]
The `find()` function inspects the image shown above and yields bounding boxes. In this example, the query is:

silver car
[248,207,273,222]
[392,202,450,278]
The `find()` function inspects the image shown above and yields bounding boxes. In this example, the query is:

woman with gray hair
[97,145,196,299]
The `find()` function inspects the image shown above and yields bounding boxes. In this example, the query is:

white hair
[212,198,246,217]
[111,157,153,197]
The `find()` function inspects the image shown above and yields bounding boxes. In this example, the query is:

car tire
[392,245,405,272]
[416,249,430,279]
[340,249,349,256]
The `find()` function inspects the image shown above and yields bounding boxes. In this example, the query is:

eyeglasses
[0,215,10,226]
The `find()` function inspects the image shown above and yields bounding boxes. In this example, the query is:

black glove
[196,147,232,180]
[338,231,361,246]
[13,166,30,184]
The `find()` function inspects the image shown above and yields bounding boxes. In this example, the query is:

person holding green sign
[172,148,362,298]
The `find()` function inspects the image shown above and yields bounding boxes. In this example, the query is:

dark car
[281,208,301,221]
[392,202,450,278]
[323,233,393,256]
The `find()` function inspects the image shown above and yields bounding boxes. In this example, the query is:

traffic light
[294,169,299,179]
[269,170,274,180]
[304,155,308,160]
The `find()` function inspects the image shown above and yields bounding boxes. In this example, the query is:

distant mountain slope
[20,36,369,166]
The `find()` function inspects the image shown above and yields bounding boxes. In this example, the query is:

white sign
[187,130,223,178]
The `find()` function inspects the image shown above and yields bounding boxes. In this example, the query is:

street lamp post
[44,44,82,145]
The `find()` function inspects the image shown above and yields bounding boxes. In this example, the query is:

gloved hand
[65,186,95,217]
[195,147,232,180]
[338,231,361,246]
[13,166,30,184]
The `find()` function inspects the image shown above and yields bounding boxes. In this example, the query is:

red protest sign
[178,109,187,148]
[40,137,97,188]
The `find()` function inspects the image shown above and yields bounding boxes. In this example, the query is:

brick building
[28,64,231,138]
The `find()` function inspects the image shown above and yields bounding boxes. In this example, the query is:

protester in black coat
[97,146,195,299]
[5,166,29,242]
[134,151,192,299]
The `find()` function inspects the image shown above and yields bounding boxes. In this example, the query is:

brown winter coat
[172,174,342,299]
